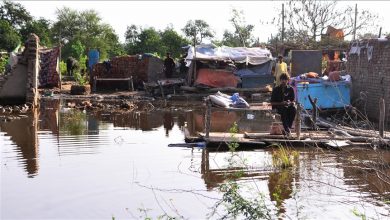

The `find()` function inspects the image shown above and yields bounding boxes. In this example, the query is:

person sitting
[270,73,296,136]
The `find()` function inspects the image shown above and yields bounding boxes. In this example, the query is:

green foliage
[0,19,21,52]
[73,71,87,85]
[20,18,52,47]
[271,144,299,169]
[71,39,85,60]
[125,25,188,58]
[52,7,123,60]
[222,8,255,47]
[227,122,239,152]
[213,181,272,220]
[60,110,86,135]
[182,19,214,44]
[351,207,367,220]
[0,0,32,29]
[161,26,190,58]
[59,60,67,77]
[0,53,8,74]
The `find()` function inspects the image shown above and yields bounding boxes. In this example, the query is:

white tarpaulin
[185,44,273,66]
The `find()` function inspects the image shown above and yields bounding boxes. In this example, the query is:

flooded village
[1,1,390,219]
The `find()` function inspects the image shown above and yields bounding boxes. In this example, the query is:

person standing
[274,55,288,87]
[164,52,175,78]
[271,73,296,136]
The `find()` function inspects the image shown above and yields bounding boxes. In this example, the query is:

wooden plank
[95,78,132,81]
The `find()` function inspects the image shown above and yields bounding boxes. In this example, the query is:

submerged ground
[1,98,389,219]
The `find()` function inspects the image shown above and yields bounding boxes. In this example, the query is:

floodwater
[1,99,389,219]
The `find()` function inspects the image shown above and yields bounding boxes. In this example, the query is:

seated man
[270,73,296,135]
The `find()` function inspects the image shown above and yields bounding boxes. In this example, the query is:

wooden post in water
[308,95,317,130]
[159,81,166,107]
[205,98,212,140]
[379,98,385,138]
[295,103,301,140]
[129,76,134,91]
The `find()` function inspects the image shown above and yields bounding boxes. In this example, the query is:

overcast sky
[17,1,390,43]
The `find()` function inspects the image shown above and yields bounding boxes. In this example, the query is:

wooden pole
[205,98,211,139]
[282,3,285,44]
[379,98,385,138]
[58,40,62,90]
[378,27,382,38]
[308,95,318,130]
[193,29,197,86]
[159,81,166,107]
[353,3,357,41]
[130,76,134,91]
[295,103,301,140]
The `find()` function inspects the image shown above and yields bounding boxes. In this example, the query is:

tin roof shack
[91,54,164,91]
[185,44,273,89]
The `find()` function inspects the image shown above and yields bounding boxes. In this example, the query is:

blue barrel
[87,49,100,70]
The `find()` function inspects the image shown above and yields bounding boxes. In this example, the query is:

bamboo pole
[379,98,385,138]
[204,98,211,140]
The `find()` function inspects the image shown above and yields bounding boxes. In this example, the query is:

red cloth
[195,68,238,88]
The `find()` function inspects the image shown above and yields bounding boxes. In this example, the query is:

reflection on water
[186,109,274,135]
[1,99,389,219]
[1,107,39,178]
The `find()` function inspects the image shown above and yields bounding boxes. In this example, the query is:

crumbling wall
[0,34,39,105]
[346,39,390,123]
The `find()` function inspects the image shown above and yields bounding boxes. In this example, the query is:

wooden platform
[92,76,134,92]
[184,128,387,149]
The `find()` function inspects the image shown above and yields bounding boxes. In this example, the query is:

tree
[52,7,123,60]
[278,0,378,41]
[161,27,190,58]
[124,25,188,58]
[182,19,214,44]
[0,19,21,52]
[136,27,163,55]
[0,0,32,29]
[222,8,255,47]
[20,18,52,47]
[125,24,140,45]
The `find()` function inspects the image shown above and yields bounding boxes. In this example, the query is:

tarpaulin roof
[186,44,273,66]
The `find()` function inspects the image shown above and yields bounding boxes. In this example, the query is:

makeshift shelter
[185,44,273,88]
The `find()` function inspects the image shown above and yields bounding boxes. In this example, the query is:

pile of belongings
[209,91,250,108]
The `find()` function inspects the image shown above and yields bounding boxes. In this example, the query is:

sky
[16,1,390,44]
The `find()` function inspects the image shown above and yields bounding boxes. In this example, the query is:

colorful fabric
[195,68,238,88]
[39,47,60,88]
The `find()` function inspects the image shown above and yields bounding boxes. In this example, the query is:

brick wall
[92,55,164,88]
[26,34,39,106]
[346,39,390,123]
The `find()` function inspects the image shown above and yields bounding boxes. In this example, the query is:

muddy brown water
[1,99,389,219]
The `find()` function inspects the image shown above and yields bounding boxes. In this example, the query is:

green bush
[73,71,87,86]
[0,54,8,75]
[59,60,67,77]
